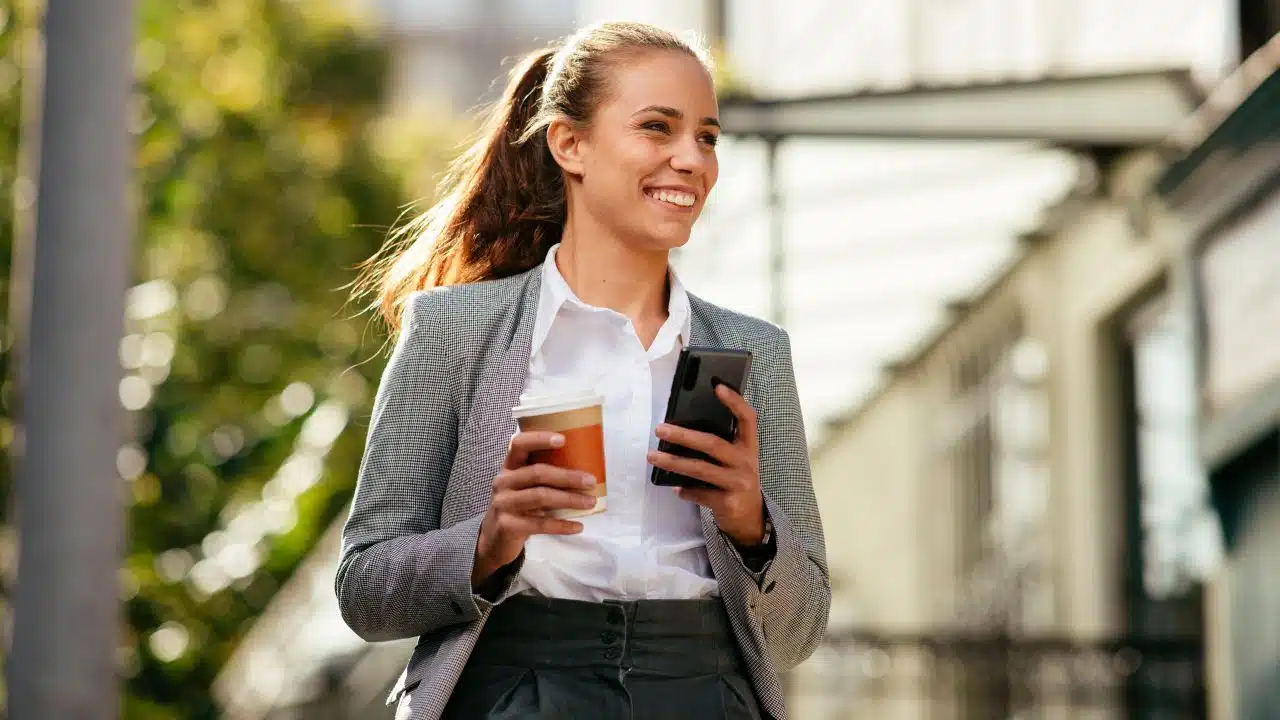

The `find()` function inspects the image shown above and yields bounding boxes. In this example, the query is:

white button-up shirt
[513,245,718,601]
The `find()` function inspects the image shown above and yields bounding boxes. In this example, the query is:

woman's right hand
[471,431,598,587]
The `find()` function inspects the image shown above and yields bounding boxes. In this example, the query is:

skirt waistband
[472,595,745,675]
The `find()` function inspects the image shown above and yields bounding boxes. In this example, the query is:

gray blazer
[336,267,830,720]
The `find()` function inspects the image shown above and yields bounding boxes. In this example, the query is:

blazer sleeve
[335,292,514,642]
[711,328,831,670]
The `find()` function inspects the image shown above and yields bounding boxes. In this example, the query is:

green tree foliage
[0,1,466,717]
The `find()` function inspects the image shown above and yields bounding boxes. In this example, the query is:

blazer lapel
[686,297,721,348]
[446,270,542,522]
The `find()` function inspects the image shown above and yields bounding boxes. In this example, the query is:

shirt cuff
[471,550,525,607]
[722,500,777,583]
[728,536,776,578]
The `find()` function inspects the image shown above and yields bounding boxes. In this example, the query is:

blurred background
[1,0,1278,718]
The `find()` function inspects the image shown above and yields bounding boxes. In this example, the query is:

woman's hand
[472,431,598,587]
[648,384,766,547]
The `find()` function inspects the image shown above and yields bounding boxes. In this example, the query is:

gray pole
[2,0,46,651]
[765,136,786,326]
[9,0,135,717]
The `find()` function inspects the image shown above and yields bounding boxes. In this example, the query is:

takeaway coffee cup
[511,391,607,519]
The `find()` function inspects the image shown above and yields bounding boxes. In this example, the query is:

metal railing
[792,629,1206,719]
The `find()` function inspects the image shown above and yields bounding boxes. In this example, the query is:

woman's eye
[642,121,670,133]
[700,134,719,147]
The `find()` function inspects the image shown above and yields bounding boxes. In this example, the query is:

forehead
[600,50,718,117]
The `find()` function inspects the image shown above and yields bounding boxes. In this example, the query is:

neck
[555,214,671,323]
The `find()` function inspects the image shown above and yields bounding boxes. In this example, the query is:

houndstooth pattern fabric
[336,268,830,720]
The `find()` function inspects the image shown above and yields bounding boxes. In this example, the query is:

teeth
[650,189,695,207]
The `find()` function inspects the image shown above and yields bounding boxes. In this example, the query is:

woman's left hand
[648,384,766,548]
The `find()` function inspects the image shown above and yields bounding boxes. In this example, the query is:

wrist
[726,522,765,548]
[471,553,497,588]
[726,495,772,549]
[471,527,501,587]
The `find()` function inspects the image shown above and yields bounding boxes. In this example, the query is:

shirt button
[603,648,621,661]
[600,631,619,644]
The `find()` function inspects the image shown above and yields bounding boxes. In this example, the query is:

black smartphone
[651,346,753,488]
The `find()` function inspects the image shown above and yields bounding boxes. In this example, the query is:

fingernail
[581,474,597,487]
[655,424,670,438]
[550,434,565,447]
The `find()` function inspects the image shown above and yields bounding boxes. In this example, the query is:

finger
[504,431,565,470]
[655,423,740,467]
[496,486,599,515]
[674,485,725,509]
[501,514,584,537]
[647,450,735,489]
[497,463,598,492]
[530,516,586,536]
[715,384,758,448]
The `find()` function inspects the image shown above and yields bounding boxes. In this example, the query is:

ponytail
[355,22,709,332]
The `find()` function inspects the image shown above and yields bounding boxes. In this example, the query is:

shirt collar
[529,243,692,360]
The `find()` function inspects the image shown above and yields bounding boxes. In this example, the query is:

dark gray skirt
[441,595,765,720]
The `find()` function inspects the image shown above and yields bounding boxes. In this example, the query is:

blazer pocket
[390,635,439,704]
[390,675,422,707]
[395,686,420,720]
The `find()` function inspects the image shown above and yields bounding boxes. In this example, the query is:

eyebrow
[635,105,720,129]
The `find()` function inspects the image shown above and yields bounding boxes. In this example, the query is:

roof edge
[809,159,1097,461]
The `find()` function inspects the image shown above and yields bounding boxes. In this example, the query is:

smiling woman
[356,22,720,327]
[341,20,829,720]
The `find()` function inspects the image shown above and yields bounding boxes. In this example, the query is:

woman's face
[553,50,720,253]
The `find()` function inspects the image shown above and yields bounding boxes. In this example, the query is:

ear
[546,117,587,178]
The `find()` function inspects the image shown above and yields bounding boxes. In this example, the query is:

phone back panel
[652,347,752,487]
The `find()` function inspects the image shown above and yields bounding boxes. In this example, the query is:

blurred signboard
[1198,194,1280,416]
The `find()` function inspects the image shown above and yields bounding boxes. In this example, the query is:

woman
[338,21,829,720]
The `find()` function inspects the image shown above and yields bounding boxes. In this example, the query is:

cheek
[587,143,650,196]
[624,143,664,185]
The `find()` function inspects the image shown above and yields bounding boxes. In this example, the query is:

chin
[606,211,696,254]
[640,220,695,251]
[612,226,690,255]
[640,231,691,253]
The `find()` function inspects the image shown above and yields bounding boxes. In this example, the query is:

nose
[668,134,710,176]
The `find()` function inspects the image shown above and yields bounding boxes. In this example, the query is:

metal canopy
[720,70,1204,145]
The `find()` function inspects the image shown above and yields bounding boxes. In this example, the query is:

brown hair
[354,21,711,331]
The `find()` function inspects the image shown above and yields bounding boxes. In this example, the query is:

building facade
[1157,38,1280,719]
[790,148,1213,719]
[790,37,1279,720]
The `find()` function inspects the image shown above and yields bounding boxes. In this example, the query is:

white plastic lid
[511,391,604,419]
